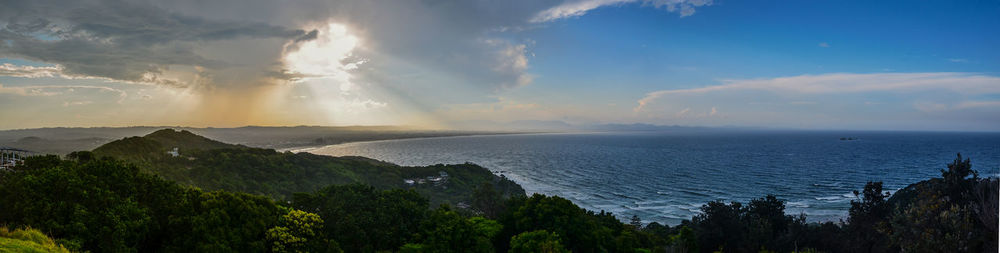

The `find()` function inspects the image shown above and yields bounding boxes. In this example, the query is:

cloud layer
[0,0,315,88]
[634,73,1000,130]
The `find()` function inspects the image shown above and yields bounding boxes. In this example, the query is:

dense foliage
[91,129,525,206]
[0,155,680,252]
[1,136,995,252]
[882,154,998,253]
[0,155,285,252]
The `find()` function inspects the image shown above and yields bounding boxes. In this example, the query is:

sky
[0,0,998,131]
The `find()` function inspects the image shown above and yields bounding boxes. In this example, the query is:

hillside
[0,126,511,154]
[0,227,70,253]
[91,129,524,206]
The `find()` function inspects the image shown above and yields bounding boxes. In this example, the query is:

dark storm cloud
[293,30,319,43]
[145,0,565,92]
[0,0,313,86]
[0,0,709,91]
[60,2,305,45]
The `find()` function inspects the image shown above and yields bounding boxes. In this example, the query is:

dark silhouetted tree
[941,153,978,205]
[847,181,891,253]
[630,215,643,230]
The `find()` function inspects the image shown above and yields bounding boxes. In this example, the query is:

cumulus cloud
[633,72,1000,130]
[484,40,534,89]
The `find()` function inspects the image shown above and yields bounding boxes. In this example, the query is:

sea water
[301,131,1000,225]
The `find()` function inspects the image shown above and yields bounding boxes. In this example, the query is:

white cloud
[486,40,534,89]
[531,0,634,23]
[63,101,93,107]
[283,23,360,84]
[532,0,713,23]
[818,42,830,48]
[913,102,949,113]
[0,63,188,87]
[0,84,128,103]
[351,99,388,110]
[636,72,1000,112]
[675,107,691,117]
[633,72,1000,130]
[948,58,969,63]
[0,63,62,78]
[955,101,1000,109]
[913,100,1000,113]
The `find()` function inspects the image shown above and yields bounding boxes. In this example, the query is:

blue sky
[527,0,998,90]
[1,0,998,130]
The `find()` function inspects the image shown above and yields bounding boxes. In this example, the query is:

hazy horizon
[4,122,1000,133]
[2,0,998,131]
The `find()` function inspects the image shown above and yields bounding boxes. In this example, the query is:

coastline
[281,131,561,153]
[276,131,1000,226]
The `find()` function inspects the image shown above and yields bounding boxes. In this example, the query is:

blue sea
[299,131,1000,225]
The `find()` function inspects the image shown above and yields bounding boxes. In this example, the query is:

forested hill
[92,129,243,161]
[91,129,524,206]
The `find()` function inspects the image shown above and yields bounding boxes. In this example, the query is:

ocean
[298,131,1000,225]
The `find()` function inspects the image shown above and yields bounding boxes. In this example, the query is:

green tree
[691,200,745,252]
[0,155,288,252]
[970,178,999,253]
[498,194,616,252]
[882,154,994,252]
[408,206,501,253]
[745,195,792,251]
[941,153,978,205]
[175,191,282,252]
[267,209,340,253]
[847,181,891,253]
[667,226,698,253]
[630,215,643,230]
[888,194,978,252]
[291,184,428,252]
[0,157,155,252]
[508,230,569,253]
[472,182,504,218]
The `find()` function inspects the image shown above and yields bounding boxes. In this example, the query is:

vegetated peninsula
[0,126,513,155]
[0,129,995,252]
[91,129,524,206]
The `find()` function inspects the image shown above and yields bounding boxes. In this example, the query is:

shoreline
[281,131,563,153]
[278,132,1000,227]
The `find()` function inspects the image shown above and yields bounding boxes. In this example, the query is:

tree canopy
[0,146,995,253]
